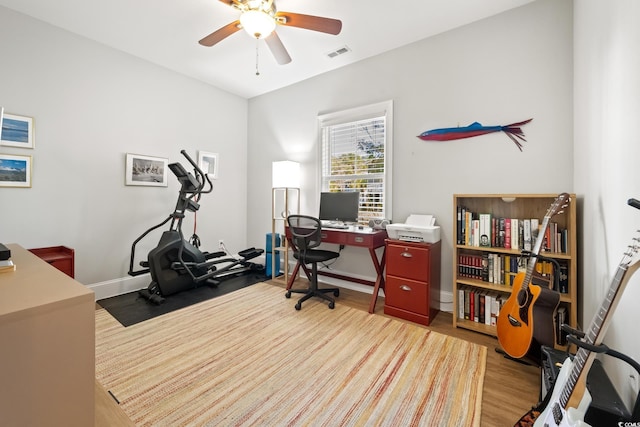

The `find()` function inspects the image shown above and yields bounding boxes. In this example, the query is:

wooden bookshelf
[452,194,578,351]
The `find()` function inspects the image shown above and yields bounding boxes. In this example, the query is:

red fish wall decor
[418,118,533,151]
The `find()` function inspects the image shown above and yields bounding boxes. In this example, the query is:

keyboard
[322,223,350,230]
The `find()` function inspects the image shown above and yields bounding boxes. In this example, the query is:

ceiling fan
[198,0,342,65]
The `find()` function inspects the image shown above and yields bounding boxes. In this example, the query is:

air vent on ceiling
[326,46,351,59]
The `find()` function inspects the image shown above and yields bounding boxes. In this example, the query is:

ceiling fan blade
[265,32,292,65]
[275,12,342,35]
[218,0,243,7]
[199,20,241,47]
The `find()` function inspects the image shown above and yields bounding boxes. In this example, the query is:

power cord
[189,211,201,248]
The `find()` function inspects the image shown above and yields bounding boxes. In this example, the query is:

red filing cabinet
[384,239,441,326]
[28,246,75,278]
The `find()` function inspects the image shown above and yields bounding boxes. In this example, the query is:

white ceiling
[0,0,534,99]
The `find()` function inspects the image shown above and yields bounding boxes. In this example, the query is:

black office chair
[286,215,340,310]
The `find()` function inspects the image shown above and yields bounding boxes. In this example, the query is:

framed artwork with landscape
[0,113,34,149]
[125,153,168,187]
[0,153,32,187]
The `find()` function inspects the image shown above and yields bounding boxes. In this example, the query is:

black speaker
[368,219,390,230]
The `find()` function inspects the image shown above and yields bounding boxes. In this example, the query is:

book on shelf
[473,290,479,322]
[491,294,502,326]
[471,219,480,246]
[484,291,492,326]
[523,219,532,251]
[504,218,511,249]
[464,287,471,320]
[457,206,463,245]
[479,213,491,247]
[510,218,519,250]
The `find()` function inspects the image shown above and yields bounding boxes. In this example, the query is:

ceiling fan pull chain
[255,39,260,76]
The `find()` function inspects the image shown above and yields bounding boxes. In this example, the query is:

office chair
[286,215,340,310]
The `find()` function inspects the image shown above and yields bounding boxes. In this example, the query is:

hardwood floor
[95,280,541,426]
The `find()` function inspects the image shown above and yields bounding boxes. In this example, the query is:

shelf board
[455,244,571,259]
[455,318,497,337]
[456,278,514,293]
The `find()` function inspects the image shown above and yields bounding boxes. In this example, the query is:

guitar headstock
[545,192,571,219]
[622,231,640,272]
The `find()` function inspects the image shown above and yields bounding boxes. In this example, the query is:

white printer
[386,214,441,243]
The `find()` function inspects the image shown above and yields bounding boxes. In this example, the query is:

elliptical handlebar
[180,149,213,196]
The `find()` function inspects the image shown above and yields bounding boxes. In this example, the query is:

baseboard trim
[89,262,454,313]
[88,274,151,301]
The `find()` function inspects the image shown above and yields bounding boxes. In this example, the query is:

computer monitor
[319,191,360,223]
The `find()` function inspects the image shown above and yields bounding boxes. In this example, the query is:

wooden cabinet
[28,245,75,278]
[0,244,94,426]
[384,239,441,326]
[453,194,578,350]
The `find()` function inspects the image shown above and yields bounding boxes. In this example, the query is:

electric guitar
[533,230,640,426]
[497,193,570,359]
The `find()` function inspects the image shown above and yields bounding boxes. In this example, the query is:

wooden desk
[285,227,387,313]
[0,244,95,427]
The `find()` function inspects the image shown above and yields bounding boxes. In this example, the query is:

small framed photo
[0,153,32,187]
[1,113,35,149]
[198,151,219,179]
[125,153,168,187]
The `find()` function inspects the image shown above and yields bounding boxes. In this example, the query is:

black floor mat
[97,270,268,327]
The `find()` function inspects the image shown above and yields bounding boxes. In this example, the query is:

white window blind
[318,100,393,223]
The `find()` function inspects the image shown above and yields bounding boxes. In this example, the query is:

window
[318,100,393,223]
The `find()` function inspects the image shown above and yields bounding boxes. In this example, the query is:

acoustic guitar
[528,228,640,426]
[497,193,570,359]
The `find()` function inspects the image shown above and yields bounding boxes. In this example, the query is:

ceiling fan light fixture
[240,10,276,39]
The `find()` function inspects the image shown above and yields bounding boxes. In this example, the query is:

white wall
[246,0,574,307]
[574,0,640,410]
[0,6,248,292]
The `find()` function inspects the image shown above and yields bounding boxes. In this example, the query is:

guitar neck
[560,254,639,408]
[521,215,552,291]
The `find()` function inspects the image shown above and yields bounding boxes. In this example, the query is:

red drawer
[29,246,75,278]
[386,244,430,282]
[385,275,428,315]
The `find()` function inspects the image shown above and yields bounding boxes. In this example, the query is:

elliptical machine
[128,149,263,304]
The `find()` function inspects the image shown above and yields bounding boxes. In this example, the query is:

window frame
[317,100,393,222]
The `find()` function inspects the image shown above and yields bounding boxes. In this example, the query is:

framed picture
[198,151,219,179]
[125,153,168,187]
[1,113,34,149]
[0,153,32,187]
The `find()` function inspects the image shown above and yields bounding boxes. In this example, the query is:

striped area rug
[96,282,486,426]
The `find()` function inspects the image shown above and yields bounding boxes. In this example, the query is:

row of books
[456,207,569,253]
[458,253,524,286]
[457,285,504,326]
[458,252,569,292]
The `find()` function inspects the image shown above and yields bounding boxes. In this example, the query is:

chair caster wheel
[334,289,340,297]
[295,302,302,310]
[328,302,335,309]
[285,291,291,299]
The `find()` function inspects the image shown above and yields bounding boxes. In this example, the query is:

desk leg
[368,246,386,314]
[286,262,300,290]
[286,262,312,290]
